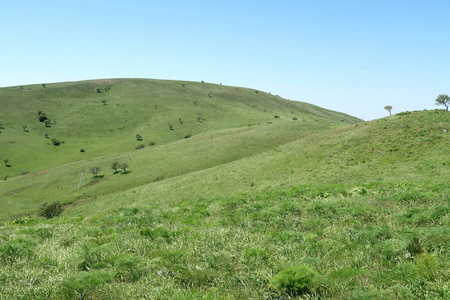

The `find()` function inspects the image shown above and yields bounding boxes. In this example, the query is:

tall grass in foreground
[0,181,448,299]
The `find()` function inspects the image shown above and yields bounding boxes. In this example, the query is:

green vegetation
[0,79,448,299]
[435,94,449,111]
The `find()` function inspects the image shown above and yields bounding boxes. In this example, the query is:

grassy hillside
[0,78,358,176]
[0,79,448,299]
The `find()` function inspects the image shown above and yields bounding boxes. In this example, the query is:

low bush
[51,138,61,146]
[271,265,318,296]
[0,238,35,264]
[135,144,145,150]
[38,202,63,219]
[59,270,113,299]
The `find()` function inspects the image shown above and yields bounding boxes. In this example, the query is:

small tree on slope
[435,94,449,111]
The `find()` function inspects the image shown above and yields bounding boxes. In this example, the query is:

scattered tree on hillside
[3,174,9,181]
[111,162,119,173]
[179,118,183,124]
[38,111,43,116]
[39,114,48,122]
[45,133,49,139]
[135,134,143,141]
[154,105,158,109]
[194,101,198,105]
[435,94,449,111]
[135,144,145,150]
[168,124,174,131]
[44,119,51,127]
[119,162,129,173]
[102,100,107,105]
[96,88,102,93]
[89,166,101,177]
[42,84,46,88]
[3,159,9,166]
[22,125,28,132]
[0,123,4,129]
[384,105,393,116]
[149,142,156,146]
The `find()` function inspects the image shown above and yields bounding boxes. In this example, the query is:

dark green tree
[119,162,129,173]
[38,202,63,219]
[111,162,119,173]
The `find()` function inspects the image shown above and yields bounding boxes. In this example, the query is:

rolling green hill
[0,78,359,219]
[0,79,448,299]
[0,78,358,176]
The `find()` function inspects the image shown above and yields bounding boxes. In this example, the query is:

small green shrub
[271,265,318,296]
[185,134,192,139]
[77,242,114,271]
[59,271,113,300]
[135,144,145,150]
[51,138,61,146]
[0,238,35,264]
[149,141,156,146]
[38,202,63,219]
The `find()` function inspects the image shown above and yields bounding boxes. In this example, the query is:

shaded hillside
[0,78,359,177]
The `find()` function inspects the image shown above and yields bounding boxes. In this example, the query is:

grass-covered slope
[0,78,359,176]
[0,109,448,299]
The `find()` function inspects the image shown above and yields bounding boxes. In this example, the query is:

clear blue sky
[1,0,449,120]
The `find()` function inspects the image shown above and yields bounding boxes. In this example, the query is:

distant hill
[0,78,359,177]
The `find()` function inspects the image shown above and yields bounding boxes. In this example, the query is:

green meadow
[0,79,448,299]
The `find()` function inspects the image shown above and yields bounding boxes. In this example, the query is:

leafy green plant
[270,265,318,296]
[38,201,63,219]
